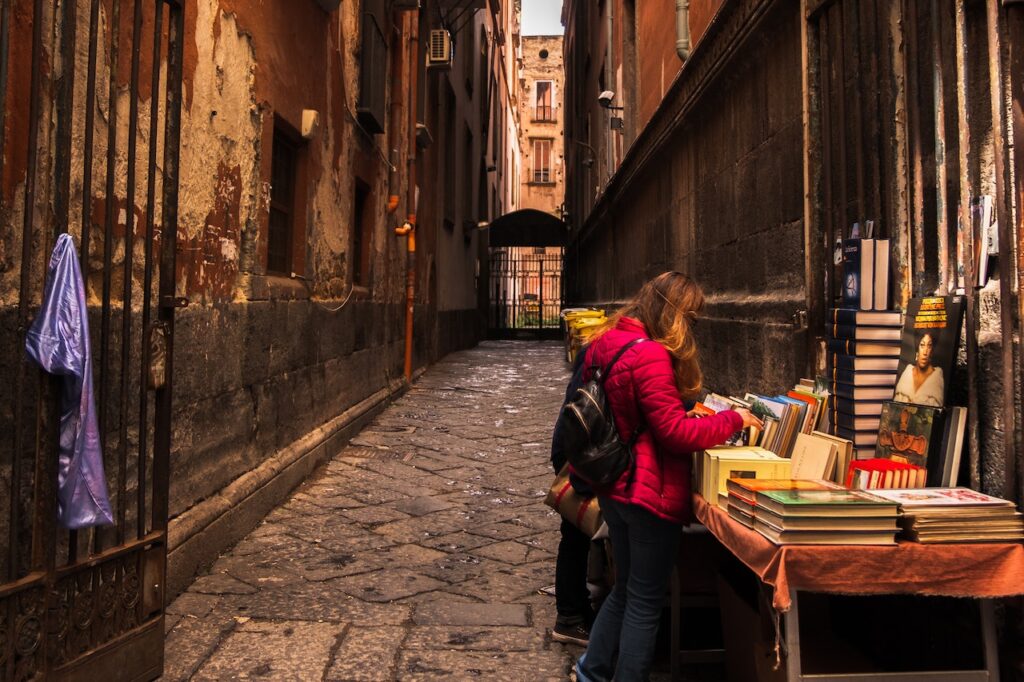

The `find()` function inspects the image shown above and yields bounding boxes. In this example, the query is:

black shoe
[552,621,590,647]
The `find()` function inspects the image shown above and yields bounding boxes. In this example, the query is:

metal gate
[1,0,184,678]
[488,247,563,339]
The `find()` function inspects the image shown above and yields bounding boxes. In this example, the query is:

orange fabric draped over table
[693,494,1024,612]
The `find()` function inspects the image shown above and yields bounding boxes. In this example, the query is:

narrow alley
[163,342,578,680]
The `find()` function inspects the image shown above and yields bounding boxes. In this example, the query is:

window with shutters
[534,80,554,122]
[532,138,552,184]
[356,0,388,134]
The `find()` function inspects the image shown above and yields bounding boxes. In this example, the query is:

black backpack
[554,338,647,487]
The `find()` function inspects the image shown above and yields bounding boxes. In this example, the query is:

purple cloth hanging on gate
[24,233,113,529]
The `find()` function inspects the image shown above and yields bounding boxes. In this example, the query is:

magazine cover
[876,401,942,469]
[893,296,965,408]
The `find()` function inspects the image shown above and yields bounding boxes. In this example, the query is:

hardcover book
[754,488,899,517]
[830,324,902,342]
[826,339,902,357]
[831,383,895,401]
[842,238,875,310]
[754,520,897,545]
[829,369,897,387]
[725,477,843,504]
[832,398,885,417]
[829,309,902,327]
[868,487,1016,509]
[893,296,966,408]
[828,353,899,373]
[873,238,891,310]
[875,401,944,478]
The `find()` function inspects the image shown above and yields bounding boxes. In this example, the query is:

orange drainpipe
[395,10,419,381]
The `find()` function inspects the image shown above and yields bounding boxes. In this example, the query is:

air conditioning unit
[428,30,452,67]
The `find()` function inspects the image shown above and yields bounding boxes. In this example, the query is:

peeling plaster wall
[0,0,492,592]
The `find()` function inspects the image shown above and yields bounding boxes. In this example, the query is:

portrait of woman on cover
[894,331,944,407]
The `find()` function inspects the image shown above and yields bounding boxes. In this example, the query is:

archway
[486,209,568,339]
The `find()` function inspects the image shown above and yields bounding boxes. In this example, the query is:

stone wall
[566,1,805,395]
[0,0,497,596]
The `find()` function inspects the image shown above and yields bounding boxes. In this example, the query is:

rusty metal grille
[489,248,563,338]
[0,0,185,678]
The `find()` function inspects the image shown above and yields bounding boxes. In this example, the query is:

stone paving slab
[192,620,343,681]
[163,342,699,680]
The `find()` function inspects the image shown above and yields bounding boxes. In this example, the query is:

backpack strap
[595,337,648,384]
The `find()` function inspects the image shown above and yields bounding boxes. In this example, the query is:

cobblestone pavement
[164,341,586,680]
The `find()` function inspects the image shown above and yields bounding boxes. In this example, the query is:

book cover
[893,296,966,408]
[726,478,842,497]
[828,353,899,373]
[869,487,1015,508]
[790,433,837,480]
[875,401,944,479]
[829,309,902,327]
[755,488,898,515]
[826,339,902,357]
[842,238,875,310]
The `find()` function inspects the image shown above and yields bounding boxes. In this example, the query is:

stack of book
[827,233,899,459]
[693,446,792,508]
[827,307,901,460]
[751,486,901,545]
[870,488,1024,543]
[725,478,843,529]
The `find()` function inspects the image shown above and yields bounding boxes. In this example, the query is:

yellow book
[702,447,792,505]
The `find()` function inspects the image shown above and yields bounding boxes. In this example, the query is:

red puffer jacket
[578,316,743,524]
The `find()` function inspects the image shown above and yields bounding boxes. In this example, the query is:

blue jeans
[575,497,681,682]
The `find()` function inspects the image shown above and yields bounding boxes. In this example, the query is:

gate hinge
[161,295,189,309]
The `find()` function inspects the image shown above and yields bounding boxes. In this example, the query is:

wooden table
[683,495,1024,681]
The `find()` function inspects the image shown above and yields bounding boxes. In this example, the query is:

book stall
[678,231,1024,681]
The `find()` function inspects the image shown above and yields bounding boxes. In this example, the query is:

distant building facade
[518,35,565,219]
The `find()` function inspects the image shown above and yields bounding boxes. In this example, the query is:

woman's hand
[733,407,764,430]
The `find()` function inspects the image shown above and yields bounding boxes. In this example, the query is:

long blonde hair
[593,272,705,398]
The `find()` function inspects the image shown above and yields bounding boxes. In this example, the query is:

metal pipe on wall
[396,9,420,382]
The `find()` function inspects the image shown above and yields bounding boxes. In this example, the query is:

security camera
[597,90,616,108]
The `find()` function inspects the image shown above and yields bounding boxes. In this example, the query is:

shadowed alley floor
[163,341,585,680]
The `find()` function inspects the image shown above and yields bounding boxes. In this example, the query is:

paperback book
[875,401,945,483]
[893,296,965,408]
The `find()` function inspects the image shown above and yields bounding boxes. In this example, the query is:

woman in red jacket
[573,272,761,682]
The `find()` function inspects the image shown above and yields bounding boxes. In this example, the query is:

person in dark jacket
[549,346,596,646]
[574,272,761,682]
